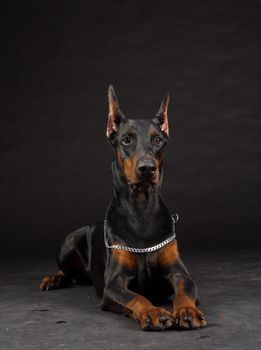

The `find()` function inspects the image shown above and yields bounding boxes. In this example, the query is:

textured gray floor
[1,251,260,350]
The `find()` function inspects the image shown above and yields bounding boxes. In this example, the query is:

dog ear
[155,93,170,136]
[106,85,125,138]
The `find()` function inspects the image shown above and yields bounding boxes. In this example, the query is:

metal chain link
[104,213,178,253]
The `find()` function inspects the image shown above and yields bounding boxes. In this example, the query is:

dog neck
[106,161,173,247]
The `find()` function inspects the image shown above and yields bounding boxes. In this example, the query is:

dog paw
[39,275,61,291]
[139,307,174,331]
[172,306,207,329]
[39,271,70,291]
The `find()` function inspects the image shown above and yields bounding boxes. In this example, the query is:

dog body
[40,86,206,331]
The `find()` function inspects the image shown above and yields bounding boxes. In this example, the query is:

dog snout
[137,159,157,178]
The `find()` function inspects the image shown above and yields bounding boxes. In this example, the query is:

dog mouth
[128,181,156,193]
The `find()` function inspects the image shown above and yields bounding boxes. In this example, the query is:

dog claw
[145,315,151,324]
[159,316,167,322]
[172,306,207,329]
[140,307,173,331]
[165,317,174,328]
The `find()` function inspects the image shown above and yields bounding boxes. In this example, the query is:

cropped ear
[106,85,125,138]
[155,93,170,136]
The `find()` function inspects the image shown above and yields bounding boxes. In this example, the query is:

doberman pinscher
[39,86,207,331]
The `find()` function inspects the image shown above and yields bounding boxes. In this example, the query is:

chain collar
[104,213,179,253]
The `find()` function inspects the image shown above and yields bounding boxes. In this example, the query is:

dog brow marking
[157,241,179,267]
[112,249,137,270]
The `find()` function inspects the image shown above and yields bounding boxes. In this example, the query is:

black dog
[39,86,207,331]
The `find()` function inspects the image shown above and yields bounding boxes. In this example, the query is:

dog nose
[137,160,157,177]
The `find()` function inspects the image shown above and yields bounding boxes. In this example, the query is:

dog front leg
[101,251,174,331]
[158,241,207,329]
[170,271,207,329]
[101,275,174,331]
[163,264,207,329]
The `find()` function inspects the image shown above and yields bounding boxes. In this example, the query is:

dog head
[106,85,170,196]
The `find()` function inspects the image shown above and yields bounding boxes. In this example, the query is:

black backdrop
[1,0,260,259]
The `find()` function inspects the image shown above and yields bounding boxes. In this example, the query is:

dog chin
[129,181,156,194]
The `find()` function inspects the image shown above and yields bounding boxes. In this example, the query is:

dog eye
[153,135,164,146]
[121,136,132,146]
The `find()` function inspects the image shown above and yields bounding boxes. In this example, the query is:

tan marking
[127,295,153,320]
[112,249,137,270]
[127,296,172,330]
[57,270,65,277]
[115,147,123,166]
[154,159,161,183]
[157,241,179,267]
[115,148,139,184]
[123,156,139,183]
[123,155,160,185]
[171,280,207,329]
[173,280,195,310]
[39,270,68,290]
[116,144,161,189]
[156,153,163,172]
